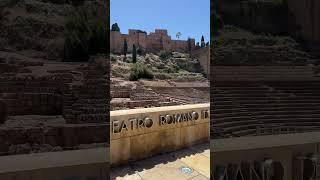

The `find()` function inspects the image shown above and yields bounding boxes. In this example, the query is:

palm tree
[176,32,182,39]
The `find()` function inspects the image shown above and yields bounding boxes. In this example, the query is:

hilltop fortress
[110,29,197,54]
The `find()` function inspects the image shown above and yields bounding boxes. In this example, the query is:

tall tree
[201,35,205,47]
[132,44,137,63]
[111,23,120,32]
[187,38,192,55]
[123,39,128,57]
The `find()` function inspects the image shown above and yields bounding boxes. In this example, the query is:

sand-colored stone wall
[211,132,320,180]
[110,104,210,166]
[0,77,69,116]
[0,60,109,124]
[0,148,109,180]
[63,62,109,124]
[192,47,210,76]
[0,124,108,154]
[110,31,123,53]
[110,29,196,54]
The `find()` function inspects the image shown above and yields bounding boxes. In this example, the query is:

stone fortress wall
[110,29,196,54]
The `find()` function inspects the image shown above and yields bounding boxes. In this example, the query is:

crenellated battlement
[110,29,197,54]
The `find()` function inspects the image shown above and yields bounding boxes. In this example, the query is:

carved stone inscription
[112,109,209,134]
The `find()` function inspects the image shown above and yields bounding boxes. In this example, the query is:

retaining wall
[110,104,210,166]
[0,148,109,180]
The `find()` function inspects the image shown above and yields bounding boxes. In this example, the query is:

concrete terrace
[111,143,210,180]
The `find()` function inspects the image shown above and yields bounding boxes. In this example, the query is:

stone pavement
[111,143,210,180]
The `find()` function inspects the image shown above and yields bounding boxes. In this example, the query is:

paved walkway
[111,143,210,180]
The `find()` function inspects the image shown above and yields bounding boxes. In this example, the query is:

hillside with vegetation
[0,0,108,62]
[211,0,319,65]
[111,51,207,82]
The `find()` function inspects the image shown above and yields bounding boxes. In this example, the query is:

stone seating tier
[211,81,320,138]
[0,124,108,155]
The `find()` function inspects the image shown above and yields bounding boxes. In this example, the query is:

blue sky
[110,0,210,43]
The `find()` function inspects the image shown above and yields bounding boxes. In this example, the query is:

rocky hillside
[212,25,317,65]
[111,52,207,82]
[0,0,107,61]
[211,0,320,65]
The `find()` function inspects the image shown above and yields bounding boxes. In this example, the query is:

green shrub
[164,65,179,73]
[159,50,170,60]
[137,48,144,55]
[129,64,154,81]
[63,7,108,61]
[172,64,180,72]
[110,56,117,62]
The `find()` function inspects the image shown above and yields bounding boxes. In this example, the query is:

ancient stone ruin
[110,78,209,110]
[211,66,320,138]
[0,56,109,155]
